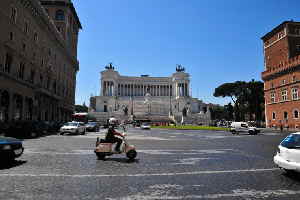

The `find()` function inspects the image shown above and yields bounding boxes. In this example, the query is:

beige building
[90,64,211,124]
[0,0,81,122]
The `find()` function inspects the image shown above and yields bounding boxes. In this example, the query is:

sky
[73,0,300,106]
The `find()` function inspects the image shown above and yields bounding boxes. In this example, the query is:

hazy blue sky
[73,0,300,106]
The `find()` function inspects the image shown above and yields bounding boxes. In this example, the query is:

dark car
[5,121,46,138]
[0,136,24,161]
[85,122,99,132]
[0,121,10,135]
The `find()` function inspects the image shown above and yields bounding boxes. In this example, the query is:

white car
[60,122,86,135]
[141,123,151,130]
[274,132,300,173]
[230,122,259,135]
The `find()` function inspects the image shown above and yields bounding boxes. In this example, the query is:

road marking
[0,168,279,178]
[24,149,235,155]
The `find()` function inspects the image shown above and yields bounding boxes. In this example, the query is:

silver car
[60,122,86,135]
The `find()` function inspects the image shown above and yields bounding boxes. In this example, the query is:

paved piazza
[1,128,300,199]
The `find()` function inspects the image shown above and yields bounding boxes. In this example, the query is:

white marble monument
[89,64,211,125]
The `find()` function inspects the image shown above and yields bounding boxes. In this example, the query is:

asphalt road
[1,128,300,200]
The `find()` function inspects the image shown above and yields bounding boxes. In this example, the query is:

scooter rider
[105,118,124,153]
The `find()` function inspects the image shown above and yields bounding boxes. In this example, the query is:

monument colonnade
[102,81,190,97]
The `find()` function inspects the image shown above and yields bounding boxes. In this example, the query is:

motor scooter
[94,133,137,160]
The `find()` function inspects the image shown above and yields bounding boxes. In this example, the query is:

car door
[240,123,248,132]
[280,134,300,163]
[80,123,85,133]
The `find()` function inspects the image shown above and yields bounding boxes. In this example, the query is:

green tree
[214,80,264,122]
[75,102,88,113]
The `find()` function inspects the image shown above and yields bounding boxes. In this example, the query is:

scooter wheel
[126,150,137,160]
[96,153,105,160]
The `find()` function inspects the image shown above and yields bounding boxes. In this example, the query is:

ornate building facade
[0,0,81,122]
[262,21,300,129]
[89,64,211,124]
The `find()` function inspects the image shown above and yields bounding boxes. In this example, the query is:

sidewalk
[259,128,295,134]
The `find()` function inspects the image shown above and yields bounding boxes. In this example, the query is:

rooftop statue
[176,64,185,72]
[105,62,115,70]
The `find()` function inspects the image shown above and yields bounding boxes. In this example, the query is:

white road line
[0,168,279,178]
[24,149,235,155]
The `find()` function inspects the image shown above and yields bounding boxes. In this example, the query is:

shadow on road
[0,160,27,170]
[99,157,139,164]
[283,171,300,182]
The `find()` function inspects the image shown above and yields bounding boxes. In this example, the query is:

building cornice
[261,56,300,81]
[40,0,82,29]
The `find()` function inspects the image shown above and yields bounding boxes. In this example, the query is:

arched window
[55,10,65,21]
[284,111,288,120]
[294,110,299,119]
[272,112,276,120]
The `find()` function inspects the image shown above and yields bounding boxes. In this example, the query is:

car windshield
[142,123,150,126]
[64,122,78,127]
[87,122,97,125]
[281,134,300,148]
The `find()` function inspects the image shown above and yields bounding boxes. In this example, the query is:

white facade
[89,66,211,125]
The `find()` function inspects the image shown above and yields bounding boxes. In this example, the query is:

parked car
[60,122,86,135]
[85,122,99,132]
[5,121,44,138]
[0,121,10,136]
[230,122,259,135]
[0,136,24,161]
[141,123,151,130]
[274,133,300,174]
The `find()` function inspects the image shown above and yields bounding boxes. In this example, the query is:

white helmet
[108,117,117,125]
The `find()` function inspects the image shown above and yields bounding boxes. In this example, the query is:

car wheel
[30,132,38,138]
[96,152,105,160]
[126,150,137,160]
[231,130,236,135]
[82,129,86,135]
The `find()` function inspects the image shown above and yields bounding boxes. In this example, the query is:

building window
[270,92,276,103]
[34,32,38,42]
[278,32,284,39]
[24,21,29,34]
[293,75,297,82]
[281,90,288,101]
[281,79,286,85]
[18,62,25,79]
[272,112,276,120]
[11,7,17,23]
[294,110,299,119]
[55,10,65,21]
[9,32,14,41]
[29,69,35,83]
[297,45,300,52]
[284,111,288,120]
[40,75,44,86]
[271,82,274,88]
[292,88,299,100]
[47,78,50,89]
[295,28,300,35]
[4,53,12,73]
[22,43,26,51]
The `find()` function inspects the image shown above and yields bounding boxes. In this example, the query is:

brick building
[262,20,300,129]
[0,0,81,122]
